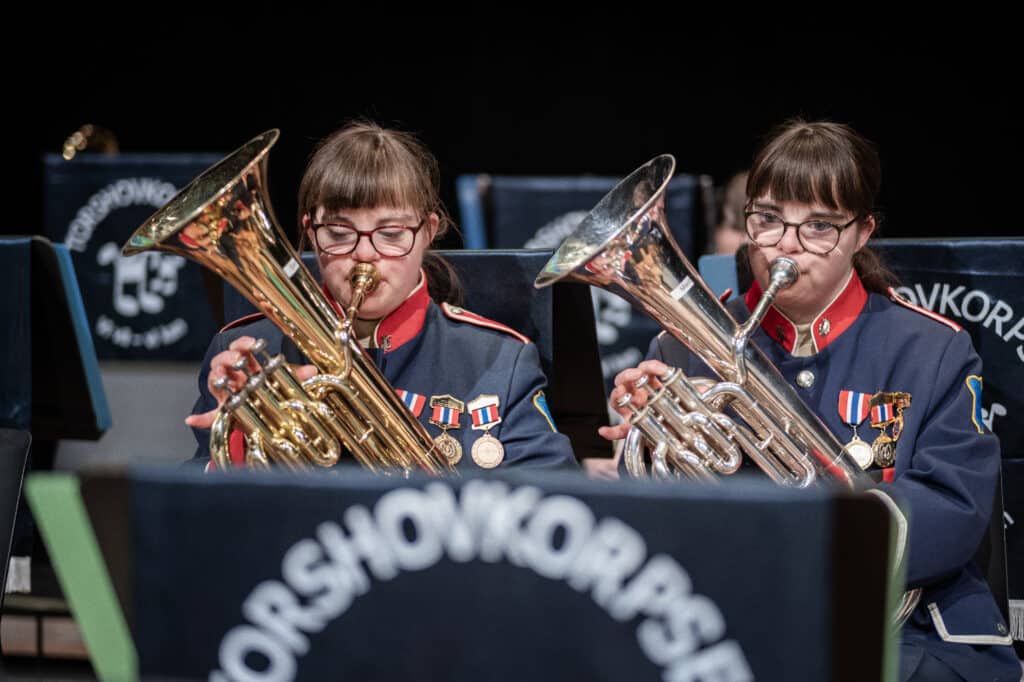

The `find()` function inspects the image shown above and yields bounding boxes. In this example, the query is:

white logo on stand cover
[64,177,177,253]
[211,482,752,682]
[893,283,1024,364]
[894,282,1021,434]
[96,243,185,317]
[982,403,1006,432]
[64,177,190,350]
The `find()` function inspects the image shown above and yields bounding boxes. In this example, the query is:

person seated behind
[186,121,576,472]
[602,120,1020,681]
[711,170,748,256]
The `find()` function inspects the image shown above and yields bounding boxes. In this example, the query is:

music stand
[27,466,900,681]
[0,236,110,665]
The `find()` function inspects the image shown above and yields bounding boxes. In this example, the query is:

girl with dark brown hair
[604,120,1019,681]
[188,121,576,472]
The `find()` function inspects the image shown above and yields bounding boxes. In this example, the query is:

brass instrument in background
[534,154,920,622]
[122,130,451,475]
[62,124,119,160]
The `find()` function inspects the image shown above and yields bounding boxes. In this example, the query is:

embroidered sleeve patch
[533,390,558,432]
[965,375,985,434]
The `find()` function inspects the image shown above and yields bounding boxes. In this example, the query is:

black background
[8,22,1016,250]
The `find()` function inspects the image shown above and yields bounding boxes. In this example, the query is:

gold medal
[429,394,465,467]
[471,432,505,468]
[872,434,896,468]
[868,391,910,469]
[434,431,463,465]
[843,436,874,470]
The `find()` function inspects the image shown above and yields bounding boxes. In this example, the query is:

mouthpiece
[350,263,381,297]
[768,257,799,290]
[342,263,381,327]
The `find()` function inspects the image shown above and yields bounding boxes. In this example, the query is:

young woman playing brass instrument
[186,121,575,472]
[602,120,1018,681]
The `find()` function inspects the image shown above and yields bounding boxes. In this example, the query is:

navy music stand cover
[80,466,895,681]
[0,237,110,439]
[43,152,222,360]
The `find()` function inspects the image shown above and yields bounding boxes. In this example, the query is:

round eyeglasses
[744,211,861,255]
[311,217,426,257]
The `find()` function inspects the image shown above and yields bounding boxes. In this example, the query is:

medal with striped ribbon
[468,394,504,468]
[429,395,464,465]
[837,389,874,469]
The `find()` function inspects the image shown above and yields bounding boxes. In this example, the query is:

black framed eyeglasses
[311,217,426,257]
[743,211,861,255]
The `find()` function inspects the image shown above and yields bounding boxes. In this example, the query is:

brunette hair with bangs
[746,119,899,293]
[298,120,462,304]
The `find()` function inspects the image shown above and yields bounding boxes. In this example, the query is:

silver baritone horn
[534,155,920,625]
[534,154,870,491]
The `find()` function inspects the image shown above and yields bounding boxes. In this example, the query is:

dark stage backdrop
[9,35,1015,251]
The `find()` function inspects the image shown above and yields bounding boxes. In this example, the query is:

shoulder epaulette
[219,313,267,333]
[440,302,531,344]
[887,287,962,332]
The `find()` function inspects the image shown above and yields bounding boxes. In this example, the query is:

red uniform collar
[322,270,430,353]
[744,270,867,354]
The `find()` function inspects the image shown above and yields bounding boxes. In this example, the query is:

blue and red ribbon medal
[837,390,874,469]
[429,394,465,465]
[467,394,504,468]
[868,391,911,468]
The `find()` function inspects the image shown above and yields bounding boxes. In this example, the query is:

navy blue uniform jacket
[649,272,1018,681]
[190,276,577,471]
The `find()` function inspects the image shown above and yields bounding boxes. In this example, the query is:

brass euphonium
[534,154,920,622]
[122,130,451,475]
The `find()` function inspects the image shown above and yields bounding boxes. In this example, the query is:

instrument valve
[615,393,637,414]
[224,384,251,412]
